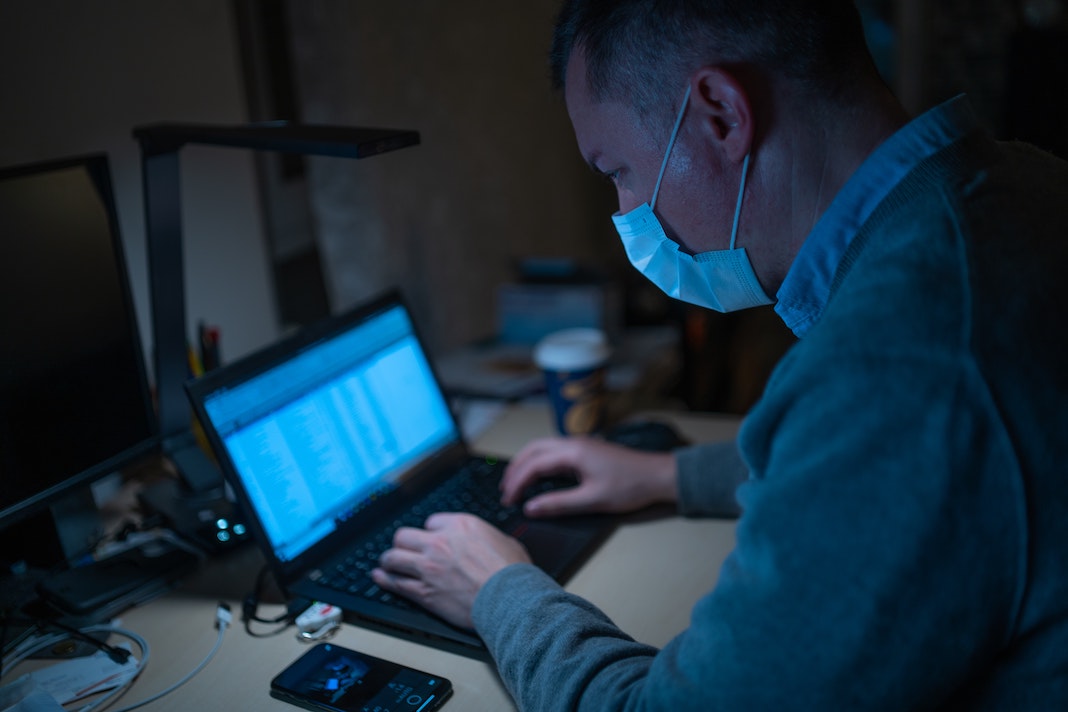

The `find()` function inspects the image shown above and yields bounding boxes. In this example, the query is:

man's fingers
[377,545,424,579]
[524,485,600,517]
[501,442,581,505]
[422,511,456,530]
[392,524,433,549]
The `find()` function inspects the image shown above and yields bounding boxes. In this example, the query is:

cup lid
[533,328,611,371]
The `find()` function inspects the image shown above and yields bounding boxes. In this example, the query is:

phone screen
[270,643,452,712]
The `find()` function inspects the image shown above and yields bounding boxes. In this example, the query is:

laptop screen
[200,302,458,563]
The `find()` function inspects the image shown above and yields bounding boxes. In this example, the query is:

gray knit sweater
[473,126,1068,710]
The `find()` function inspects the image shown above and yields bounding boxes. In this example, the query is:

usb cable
[5,603,232,712]
[108,603,231,712]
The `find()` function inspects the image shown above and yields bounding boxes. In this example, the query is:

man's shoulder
[817,135,1067,349]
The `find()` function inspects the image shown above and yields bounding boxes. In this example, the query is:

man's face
[563,49,737,255]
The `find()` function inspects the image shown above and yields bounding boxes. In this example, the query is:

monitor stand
[1,509,63,654]
[1,491,101,607]
[33,537,199,619]
[2,492,199,650]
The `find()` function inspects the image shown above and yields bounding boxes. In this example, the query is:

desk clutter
[0,168,686,711]
[1,405,740,712]
[436,326,679,404]
[433,260,686,427]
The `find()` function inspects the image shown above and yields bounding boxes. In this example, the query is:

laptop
[185,290,614,656]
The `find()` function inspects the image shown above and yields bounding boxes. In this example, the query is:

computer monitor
[0,154,159,583]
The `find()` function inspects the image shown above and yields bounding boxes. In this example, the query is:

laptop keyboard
[314,458,574,610]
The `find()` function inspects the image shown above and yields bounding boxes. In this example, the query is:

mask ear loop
[650,84,693,210]
[728,153,751,250]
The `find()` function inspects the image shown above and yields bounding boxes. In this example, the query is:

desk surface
[5,406,740,711]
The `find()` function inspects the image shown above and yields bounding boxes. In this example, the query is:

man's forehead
[562,46,592,115]
[565,55,605,120]
[563,47,656,168]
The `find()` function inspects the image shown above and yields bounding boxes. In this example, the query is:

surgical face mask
[611,85,773,312]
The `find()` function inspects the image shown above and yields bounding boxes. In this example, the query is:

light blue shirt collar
[774,95,980,337]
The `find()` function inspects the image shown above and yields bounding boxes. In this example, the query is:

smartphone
[270,643,452,712]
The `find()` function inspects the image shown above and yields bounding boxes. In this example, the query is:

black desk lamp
[133,121,420,550]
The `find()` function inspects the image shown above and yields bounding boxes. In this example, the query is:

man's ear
[689,67,753,164]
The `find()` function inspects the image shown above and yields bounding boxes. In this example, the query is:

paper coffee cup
[533,328,611,435]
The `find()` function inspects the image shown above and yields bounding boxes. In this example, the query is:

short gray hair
[550,0,878,124]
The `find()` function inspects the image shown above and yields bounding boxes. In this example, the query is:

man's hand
[500,436,679,517]
[372,512,531,630]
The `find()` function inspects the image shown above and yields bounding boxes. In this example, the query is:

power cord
[34,618,132,665]
[1,624,150,712]
[241,565,307,637]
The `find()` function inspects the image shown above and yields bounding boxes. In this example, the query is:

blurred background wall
[279,0,625,353]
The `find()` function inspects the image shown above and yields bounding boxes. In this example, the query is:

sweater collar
[774,95,979,338]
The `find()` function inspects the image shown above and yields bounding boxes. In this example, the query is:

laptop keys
[318,458,577,611]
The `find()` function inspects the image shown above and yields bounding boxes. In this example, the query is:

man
[374,1,1068,708]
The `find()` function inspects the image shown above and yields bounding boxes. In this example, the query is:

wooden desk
[6,406,740,711]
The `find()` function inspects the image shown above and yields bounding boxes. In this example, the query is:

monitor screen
[0,154,158,528]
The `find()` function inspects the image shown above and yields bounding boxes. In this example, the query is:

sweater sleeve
[471,346,1025,711]
[674,441,748,518]
[473,564,659,709]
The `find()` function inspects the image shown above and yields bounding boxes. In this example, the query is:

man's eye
[603,170,620,186]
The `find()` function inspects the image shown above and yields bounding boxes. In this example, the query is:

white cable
[2,625,150,682]
[1,624,150,712]
[105,603,231,712]
[3,604,230,712]
[107,625,225,712]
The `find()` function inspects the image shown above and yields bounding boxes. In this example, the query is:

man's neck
[759,82,909,292]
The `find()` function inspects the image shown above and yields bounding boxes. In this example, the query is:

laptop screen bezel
[185,289,472,585]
